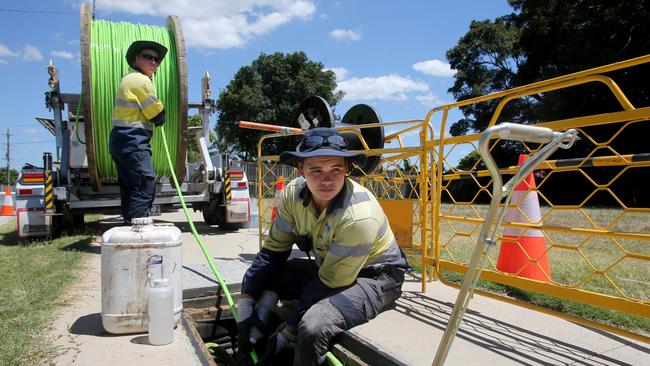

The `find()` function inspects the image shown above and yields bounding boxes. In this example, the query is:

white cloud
[415,92,448,107]
[0,43,19,58]
[51,50,75,60]
[325,67,349,81]
[96,0,316,49]
[330,28,361,41]
[22,127,42,135]
[22,45,43,61]
[413,59,456,77]
[338,74,429,101]
[0,60,7,65]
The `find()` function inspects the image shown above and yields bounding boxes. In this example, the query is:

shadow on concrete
[130,335,150,345]
[393,290,643,365]
[574,323,650,354]
[69,313,111,336]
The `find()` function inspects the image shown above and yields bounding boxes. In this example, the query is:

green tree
[447,0,650,168]
[215,51,343,160]
[447,0,650,206]
[446,16,527,137]
[0,168,19,185]
[455,151,483,171]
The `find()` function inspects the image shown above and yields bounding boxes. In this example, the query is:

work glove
[249,290,279,345]
[151,109,166,127]
[237,296,264,354]
[257,323,297,366]
[294,235,313,258]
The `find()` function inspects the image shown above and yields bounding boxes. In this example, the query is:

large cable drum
[80,4,188,190]
[341,104,385,176]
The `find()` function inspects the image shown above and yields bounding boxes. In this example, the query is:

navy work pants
[268,259,405,365]
[110,147,155,224]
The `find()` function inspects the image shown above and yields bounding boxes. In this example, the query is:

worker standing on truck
[237,128,411,365]
[109,40,167,224]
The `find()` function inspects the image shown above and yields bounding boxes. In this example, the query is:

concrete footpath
[45,210,648,365]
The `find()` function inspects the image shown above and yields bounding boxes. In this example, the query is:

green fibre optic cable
[90,19,181,179]
[159,129,342,365]
[159,127,258,364]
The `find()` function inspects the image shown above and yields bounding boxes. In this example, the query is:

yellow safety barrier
[254,55,650,342]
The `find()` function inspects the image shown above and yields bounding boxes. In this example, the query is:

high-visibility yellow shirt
[111,71,163,131]
[265,176,407,288]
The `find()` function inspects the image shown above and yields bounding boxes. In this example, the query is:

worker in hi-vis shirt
[109,40,167,224]
[237,127,411,365]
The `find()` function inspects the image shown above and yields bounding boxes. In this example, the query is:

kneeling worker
[237,127,411,365]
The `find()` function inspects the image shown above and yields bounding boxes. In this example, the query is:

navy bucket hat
[125,40,168,68]
[280,128,367,167]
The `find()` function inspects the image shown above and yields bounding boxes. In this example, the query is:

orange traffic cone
[496,155,552,282]
[271,177,285,221]
[1,186,15,216]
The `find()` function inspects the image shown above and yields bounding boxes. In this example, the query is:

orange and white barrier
[1,186,15,216]
[271,177,285,221]
[496,155,552,282]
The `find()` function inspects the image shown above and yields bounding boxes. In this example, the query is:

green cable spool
[80,4,187,190]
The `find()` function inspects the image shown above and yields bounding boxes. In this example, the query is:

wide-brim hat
[125,40,168,68]
[280,128,367,168]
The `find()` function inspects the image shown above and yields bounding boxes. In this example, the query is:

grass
[0,216,100,366]
[438,269,650,335]
[429,203,650,335]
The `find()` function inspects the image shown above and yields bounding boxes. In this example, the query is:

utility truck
[16,20,250,239]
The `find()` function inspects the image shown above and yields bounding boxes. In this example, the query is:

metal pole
[5,128,9,186]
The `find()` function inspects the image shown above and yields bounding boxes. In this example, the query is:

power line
[0,8,76,15]
[0,140,55,145]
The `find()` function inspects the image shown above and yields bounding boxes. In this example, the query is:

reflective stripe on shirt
[115,99,141,109]
[369,238,403,266]
[112,119,153,131]
[329,241,373,257]
[274,216,294,234]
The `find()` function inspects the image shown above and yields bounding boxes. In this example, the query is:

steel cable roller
[80,4,188,189]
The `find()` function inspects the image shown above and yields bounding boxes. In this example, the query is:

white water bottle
[249,290,279,344]
[148,278,174,345]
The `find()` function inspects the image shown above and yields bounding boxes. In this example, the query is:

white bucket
[101,217,182,334]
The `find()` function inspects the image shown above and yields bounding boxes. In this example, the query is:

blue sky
[0,0,513,170]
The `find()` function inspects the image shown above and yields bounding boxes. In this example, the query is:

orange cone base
[496,236,552,282]
[0,206,14,216]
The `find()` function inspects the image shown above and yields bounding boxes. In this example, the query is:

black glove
[258,324,297,366]
[294,235,313,253]
[151,109,165,127]
[236,296,265,355]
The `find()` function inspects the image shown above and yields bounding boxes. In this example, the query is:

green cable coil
[89,19,181,179]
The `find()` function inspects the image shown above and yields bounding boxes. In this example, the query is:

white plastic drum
[101,217,182,334]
